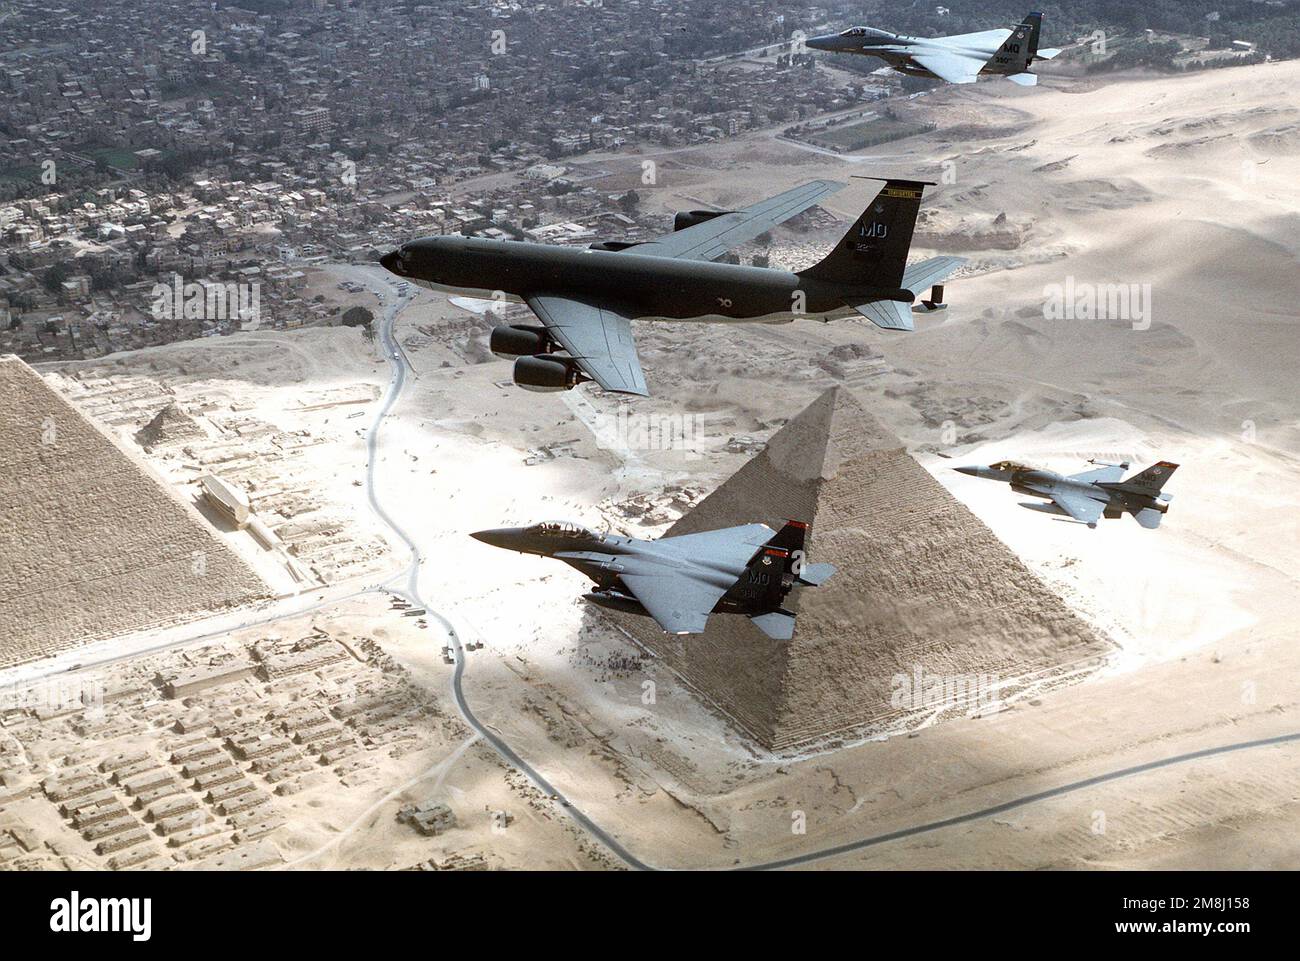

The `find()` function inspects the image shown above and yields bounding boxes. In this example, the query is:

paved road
[354,265,655,870]
[743,730,1300,870]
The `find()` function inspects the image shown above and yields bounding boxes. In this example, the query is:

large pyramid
[617,387,1111,750]
[0,355,269,668]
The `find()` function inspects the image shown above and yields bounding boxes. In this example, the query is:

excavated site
[39,328,396,593]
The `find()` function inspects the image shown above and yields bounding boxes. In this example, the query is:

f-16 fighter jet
[381,178,962,396]
[470,519,835,639]
[806,11,1061,87]
[954,459,1178,529]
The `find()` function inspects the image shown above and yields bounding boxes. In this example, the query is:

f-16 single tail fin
[1113,461,1179,497]
[797,178,933,289]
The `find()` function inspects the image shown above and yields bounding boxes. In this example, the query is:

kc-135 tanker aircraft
[381,178,963,396]
[471,519,834,639]
[806,10,1061,86]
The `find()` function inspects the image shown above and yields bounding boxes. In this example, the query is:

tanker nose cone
[379,248,407,276]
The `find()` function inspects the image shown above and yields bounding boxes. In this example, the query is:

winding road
[353,266,655,870]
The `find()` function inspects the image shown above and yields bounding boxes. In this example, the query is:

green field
[811,118,936,152]
[86,147,139,170]
[0,165,41,184]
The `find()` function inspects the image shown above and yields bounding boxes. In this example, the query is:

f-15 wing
[1049,489,1105,527]
[655,523,774,569]
[525,294,648,395]
[616,567,727,635]
[636,179,845,262]
[907,48,986,84]
[557,551,728,633]
[617,524,780,633]
[571,525,779,635]
[935,28,1013,50]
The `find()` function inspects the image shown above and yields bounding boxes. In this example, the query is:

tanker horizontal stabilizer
[853,299,914,331]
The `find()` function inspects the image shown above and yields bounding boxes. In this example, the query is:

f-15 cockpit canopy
[839,27,868,36]
[527,520,598,540]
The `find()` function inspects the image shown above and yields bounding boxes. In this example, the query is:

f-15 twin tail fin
[735,521,837,640]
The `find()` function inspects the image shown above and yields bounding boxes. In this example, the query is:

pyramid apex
[765,386,902,482]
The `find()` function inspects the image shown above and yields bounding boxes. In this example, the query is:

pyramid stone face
[0,356,270,669]
[617,387,1110,750]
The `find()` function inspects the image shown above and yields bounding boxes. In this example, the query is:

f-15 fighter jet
[470,519,835,639]
[806,11,1061,87]
[955,459,1178,528]
[381,178,962,396]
